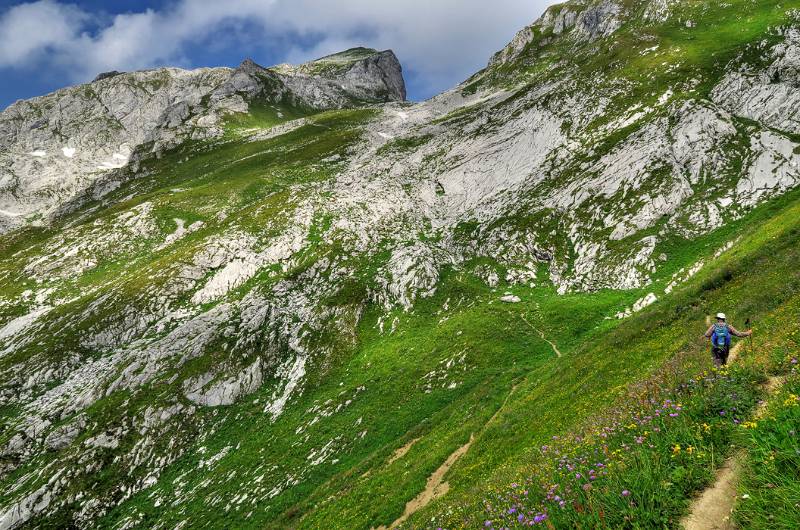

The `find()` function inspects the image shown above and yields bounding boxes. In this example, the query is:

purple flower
[622,490,631,497]
[669,413,679,417]
[533,514,548,523]
[485,521,492,527]
[575,473,582,479]
[518,514,525,522]
[508,508,516,514]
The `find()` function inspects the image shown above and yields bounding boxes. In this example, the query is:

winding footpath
[519,314,562,358]
[379,384,520,529]
[681,341,784,530]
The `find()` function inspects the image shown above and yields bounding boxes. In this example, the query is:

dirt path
[379,384,519,529]
[681,454,743,530]
[388,438,420,465]
[681,337,782,530]
[519,314,562,357]
[381,434,475,529]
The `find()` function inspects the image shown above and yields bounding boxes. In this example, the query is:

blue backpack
[711,324,731,349]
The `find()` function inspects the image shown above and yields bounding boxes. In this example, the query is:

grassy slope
[85,182,800,530]
[406,189,800,528]
[733,301,800,529]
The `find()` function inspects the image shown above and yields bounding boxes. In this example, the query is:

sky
[0,0,556,110]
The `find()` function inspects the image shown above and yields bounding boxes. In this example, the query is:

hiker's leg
[712,348,723,367]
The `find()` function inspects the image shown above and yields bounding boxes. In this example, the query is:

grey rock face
[276,49,406,106]
[488,0,622,67]
[712,28,800,133]
[0,48,405,235]
[0,67,231,233]
[574,0,622,40]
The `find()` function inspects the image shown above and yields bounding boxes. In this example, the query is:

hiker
[703,313,752,367]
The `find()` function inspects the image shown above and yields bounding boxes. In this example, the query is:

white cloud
[0,0,554,98]
[0,0,88,67]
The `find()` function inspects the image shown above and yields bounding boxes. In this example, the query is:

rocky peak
[272,48,406,103]
[92,70,125,82]
[488,0,626,67]
[237,58,265,74]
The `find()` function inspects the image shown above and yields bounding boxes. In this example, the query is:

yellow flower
[702,423,711,432]
[784,394,799,407]
[741,421,758,429]
[686,446,695,455]
[672,444,681,455]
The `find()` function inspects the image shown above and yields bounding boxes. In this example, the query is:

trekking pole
[745,318,752,357]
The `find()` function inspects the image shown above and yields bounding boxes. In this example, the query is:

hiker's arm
[729,325,752,338]
[703,325,715,339]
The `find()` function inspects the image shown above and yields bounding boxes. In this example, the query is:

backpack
[711,323,731,349]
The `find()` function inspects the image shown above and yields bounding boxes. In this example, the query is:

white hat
[716,313,726,320]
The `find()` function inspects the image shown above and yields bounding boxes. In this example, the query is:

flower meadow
[428,352,763,529]
[735,354,800,529]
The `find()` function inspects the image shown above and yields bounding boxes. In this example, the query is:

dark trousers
[712,346,730,366]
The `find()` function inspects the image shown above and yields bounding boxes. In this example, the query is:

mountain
[0,48,404,234]
[1,1,800,528]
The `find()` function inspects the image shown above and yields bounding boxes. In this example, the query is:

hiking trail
[378,384,519,529]
[681,341,783,530]
[519,314,562,357]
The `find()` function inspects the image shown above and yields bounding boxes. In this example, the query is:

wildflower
[686,446,695,455]
[702,423,711,432]
[785,394,799,407]
[672,444,681,455]
[582,483,593,492]
[621,490,631,497]
[533,514,547,523]
[485,521,492,527]
[669,413,679,417]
